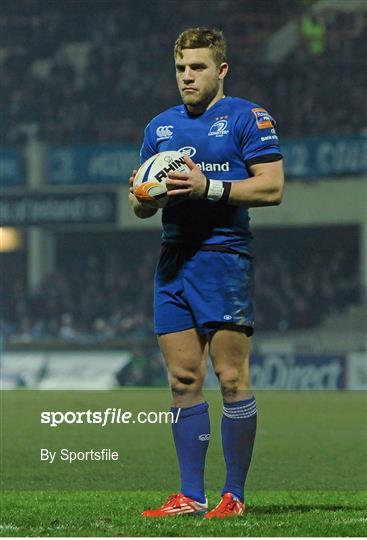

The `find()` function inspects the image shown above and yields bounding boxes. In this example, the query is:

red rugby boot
[204,492,244,518]
[142,493,208,517]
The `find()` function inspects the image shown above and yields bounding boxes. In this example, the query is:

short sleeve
[238,106,282,166]
[140,123,158,164]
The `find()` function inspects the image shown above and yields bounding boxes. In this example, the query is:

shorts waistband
[161,242,252,257]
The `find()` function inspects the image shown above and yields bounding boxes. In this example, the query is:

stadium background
[1,0,367,536]
[1,0,366,390]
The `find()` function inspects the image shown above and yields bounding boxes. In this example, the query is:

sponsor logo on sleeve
[251,108,274,130]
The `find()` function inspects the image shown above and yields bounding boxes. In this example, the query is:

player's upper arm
[239,104,281,165]
[130,123,159,219]
[140,122,157,164]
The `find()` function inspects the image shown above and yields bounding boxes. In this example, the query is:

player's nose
[183,67,194,82]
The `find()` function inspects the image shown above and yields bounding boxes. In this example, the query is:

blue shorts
[154,245,254,335]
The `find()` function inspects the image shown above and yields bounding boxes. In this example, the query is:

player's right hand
[129,169,159,210]
[129,170,137,194]
[134,191,159,209]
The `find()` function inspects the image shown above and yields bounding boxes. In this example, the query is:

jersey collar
[183,96,230,118]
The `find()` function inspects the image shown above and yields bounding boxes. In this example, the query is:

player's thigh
[154,245,196,335]
[158,328,208,385]
[184,250,255,333]
[209,326,252,399]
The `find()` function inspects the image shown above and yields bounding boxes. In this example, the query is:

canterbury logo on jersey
[198,433,210,441]
[156,125,173,140]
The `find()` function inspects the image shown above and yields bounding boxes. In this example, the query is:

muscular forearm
[222,159,284,207]
[227,174,284,207]
[166,156,284,208]
[129,193,159,219]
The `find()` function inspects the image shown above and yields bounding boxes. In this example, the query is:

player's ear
[218,62,228,80]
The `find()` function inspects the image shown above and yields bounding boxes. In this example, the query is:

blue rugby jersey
[140,96,282,254]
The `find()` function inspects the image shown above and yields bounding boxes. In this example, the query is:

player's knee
[170,370,203,397]
[219,375,240,399]
[216,368,249,399]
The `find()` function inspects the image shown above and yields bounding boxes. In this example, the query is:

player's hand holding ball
[129,169,157,210]
[166,154,207,201]
[133,151,191,208]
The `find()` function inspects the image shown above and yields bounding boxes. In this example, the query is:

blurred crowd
[254,248,360,331]
[2,249,155,343]
[1,230,360,343]
[1,0,366,145]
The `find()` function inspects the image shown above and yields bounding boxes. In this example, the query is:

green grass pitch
[1,490,366,537]
[1,389,366,536]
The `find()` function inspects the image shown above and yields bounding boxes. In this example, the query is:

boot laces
[216,495,236,513]
[165,493,182,509]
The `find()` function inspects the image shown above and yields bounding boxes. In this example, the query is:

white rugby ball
[133,151,190,208]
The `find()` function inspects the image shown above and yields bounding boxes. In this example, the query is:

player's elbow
[269,179,284,205]
[271,190,283,205]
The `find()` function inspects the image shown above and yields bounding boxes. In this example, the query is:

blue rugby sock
[171,402,210,504]
[221,396,257,502]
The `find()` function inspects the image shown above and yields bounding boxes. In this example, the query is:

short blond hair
[174,27,227,67]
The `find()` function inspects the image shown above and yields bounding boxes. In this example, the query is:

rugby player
[129,27,284,518]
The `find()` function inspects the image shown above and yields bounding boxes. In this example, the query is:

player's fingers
[129,170,137,186]
[183,155,196,169]
[166,178,188,185]
[135,195,156,205]
[167,188,192,197]
[167,172,189,180]
[166,179,190,189]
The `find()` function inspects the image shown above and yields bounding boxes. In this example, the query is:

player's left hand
[166,155,206,200]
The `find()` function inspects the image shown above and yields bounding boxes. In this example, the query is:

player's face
[175,48,228,113]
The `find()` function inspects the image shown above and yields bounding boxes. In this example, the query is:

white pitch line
[333,517,367,525]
